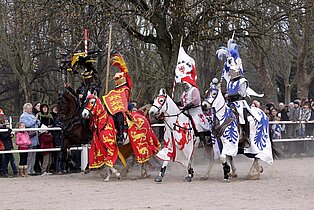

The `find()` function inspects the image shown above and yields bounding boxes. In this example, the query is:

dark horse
[57,90,90,169]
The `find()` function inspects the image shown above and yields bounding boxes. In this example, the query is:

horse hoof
[223,179,230,183]
[104,177,110,182]
[84,169,90,174]
[141,173,151,179]
[200,176,209,181]
[154,175,163,182]
[228,173,237,178]
[184,176,192,182]
[116,173,121,180]
[260,166,263,173]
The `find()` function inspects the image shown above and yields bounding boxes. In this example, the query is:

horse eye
[90,99,96,105]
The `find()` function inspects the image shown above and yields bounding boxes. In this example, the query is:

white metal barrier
[0,127,88,171]
[0,121,313,171]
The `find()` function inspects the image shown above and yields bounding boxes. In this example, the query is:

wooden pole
[105,24,112,94]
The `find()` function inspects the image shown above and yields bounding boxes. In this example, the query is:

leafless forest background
[0,0,313,115]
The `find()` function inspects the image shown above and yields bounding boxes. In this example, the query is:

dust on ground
[1,148,314,210]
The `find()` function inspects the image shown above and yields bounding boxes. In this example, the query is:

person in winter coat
[19,103,40,175]
[39,127,53,176]
[15,122,31,177]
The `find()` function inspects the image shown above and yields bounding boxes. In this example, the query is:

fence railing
[0,121,313,170]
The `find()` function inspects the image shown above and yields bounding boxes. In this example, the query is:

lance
[84,29,88,54]
[105,24,113,94]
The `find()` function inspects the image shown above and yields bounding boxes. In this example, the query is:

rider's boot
[242,108,250,148]
[242,122,250,148]
[116,121,124,146]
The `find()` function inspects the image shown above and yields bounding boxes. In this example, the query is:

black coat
[0,127,13,150]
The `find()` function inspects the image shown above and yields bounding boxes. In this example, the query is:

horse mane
[58,90,80,120]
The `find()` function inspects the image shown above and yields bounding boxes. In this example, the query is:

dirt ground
[1,148,314,210]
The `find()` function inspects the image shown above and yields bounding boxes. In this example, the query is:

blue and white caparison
[202,79,274,182]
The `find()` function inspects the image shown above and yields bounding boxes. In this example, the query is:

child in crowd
[0,112,18,177]
[39,126,53,176]
[15,122,31,177]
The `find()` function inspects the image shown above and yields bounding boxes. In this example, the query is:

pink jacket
[16,132,31,149]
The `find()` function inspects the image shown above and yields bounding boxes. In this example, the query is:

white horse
[202,82,277,181]
[149,88,213,182]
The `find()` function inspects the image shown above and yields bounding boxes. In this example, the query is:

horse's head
[58,90,79,121]
[82,90,101,119]
[149,88,168,121]
[202,78,222,111]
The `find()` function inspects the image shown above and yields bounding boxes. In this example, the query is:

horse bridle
[206,88,225,115]
[152,95,168,114]
[83,97,97,117]
[152,94,191,131]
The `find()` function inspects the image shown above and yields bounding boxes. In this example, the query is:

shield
[102,88,128,115]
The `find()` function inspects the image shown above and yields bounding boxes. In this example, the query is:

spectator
[278,102,289,138]
[130,100,138,110]
[15,122,31,177]
[38,103,54,127]
[0,144,4,177]
[35,103,54,174]
[20,103,40,175]
[251,100,261,109]
[309,102,314,137]
[300,102,311,138]
[0,114,18,177]
[288,100,301,138]
[50,104,64,175]
[33,102,41,116]
[270,108,281,139]
[39,126,53,176]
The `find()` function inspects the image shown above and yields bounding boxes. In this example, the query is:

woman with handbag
[19,103,40,175]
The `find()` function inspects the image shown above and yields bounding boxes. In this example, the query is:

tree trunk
[284,84,292,104]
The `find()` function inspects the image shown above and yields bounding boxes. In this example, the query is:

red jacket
[39,133,53,155]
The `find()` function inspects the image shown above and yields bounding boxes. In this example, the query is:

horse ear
[160,88,166,96]
[93,90,98,97]
[87,90,91,96]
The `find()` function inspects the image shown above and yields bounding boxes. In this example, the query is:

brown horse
[57,90,90,157]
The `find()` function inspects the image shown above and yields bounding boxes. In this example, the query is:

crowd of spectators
[0,102,78,178]
[261,98,314,140]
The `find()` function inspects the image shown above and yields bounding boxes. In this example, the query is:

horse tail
[269,132,283,159]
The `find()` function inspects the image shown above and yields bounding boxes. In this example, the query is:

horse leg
[220,155,230,182]
[140,162,151,179]
[227,156,237,178]
[110,166,121,180]
[184,157,194,182]
[103,166,111,182]
[154,161,168,182]
[201,144,214,180]
[248,158,261,180]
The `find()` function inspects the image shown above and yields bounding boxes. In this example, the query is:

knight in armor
[226,64,250,146]
[111,55,132,146]
[65,52,101,104]
[174,47,211,146]
[217,38,264,147]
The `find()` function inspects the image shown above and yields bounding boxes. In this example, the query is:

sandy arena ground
[1,148,314,210]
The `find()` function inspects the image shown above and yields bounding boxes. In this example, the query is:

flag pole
[231,30,235,40]
[84,29,88,54]
[105,24,112,94]
[171,36,183,99]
